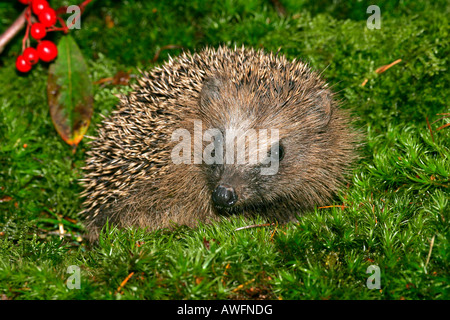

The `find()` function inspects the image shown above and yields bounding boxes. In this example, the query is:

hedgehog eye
[211,136,223,158]
[269,143,285,162]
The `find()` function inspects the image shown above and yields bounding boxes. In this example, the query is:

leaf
[47,35,93,151]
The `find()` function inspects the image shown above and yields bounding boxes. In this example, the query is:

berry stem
[55,0,93,30]
[22,6,32,53]
[56,16,69,34]
[80,0,94,12]
[0,0,94,55]
[47,27,69,33]
[55,0,93,15]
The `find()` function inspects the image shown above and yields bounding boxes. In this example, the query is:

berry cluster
[16,0,59,72]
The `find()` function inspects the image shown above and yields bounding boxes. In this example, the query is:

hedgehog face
[203,141,286,210]
[206,138,287,210]
[199,118,291,211]
[198,71,337,213]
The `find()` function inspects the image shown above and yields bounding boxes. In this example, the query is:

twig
[318,205,346,209]
[116,272,135,294]
[436,123,450,131]
[431,113,450,124]
[361,58,402,86]
[426,116,434,143]
[269,0,287,17]
[375,59,402,74]
[425,235,435,273]
[234,223,275,231]
[269,224,278,241]
[45,230,84,239]
[0,9,27,54]
[152,44,183,63]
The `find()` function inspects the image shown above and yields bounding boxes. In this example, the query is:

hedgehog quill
[81,46,358,241]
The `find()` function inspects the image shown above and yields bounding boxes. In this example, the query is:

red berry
[32,0,49,16]
[30,23,47,40]
[38,8,57,27]
[16,55,32,73]
[37,40,58,62]
[23,47,39,65]
[18,0,32,4]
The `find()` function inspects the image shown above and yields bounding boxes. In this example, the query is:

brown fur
[80,46,358,241]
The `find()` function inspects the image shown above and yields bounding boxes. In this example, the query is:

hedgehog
[80,46,358,241]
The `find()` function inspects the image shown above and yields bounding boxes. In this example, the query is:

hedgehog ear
[200,76,224,106]
[314,91,334,126]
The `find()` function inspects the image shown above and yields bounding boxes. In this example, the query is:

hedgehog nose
[212,184,237,207]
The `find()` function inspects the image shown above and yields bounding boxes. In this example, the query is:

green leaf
[47,35,93,151]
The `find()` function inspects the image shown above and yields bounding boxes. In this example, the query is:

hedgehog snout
[212,184,238,207]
